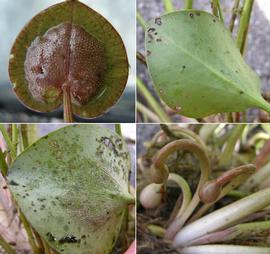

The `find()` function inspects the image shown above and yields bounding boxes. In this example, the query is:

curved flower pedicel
[149,139,211,239]
[9,0,128,122]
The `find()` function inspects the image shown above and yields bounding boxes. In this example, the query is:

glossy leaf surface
[145,10,270,118]
[9,0,128,118]
[8,125,133,254]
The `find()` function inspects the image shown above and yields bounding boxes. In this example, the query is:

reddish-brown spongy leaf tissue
[24,22,106,105]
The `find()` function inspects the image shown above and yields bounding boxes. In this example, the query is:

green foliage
[8,125,133,254]
[145,10,270,118]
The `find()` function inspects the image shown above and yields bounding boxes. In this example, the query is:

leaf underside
[9,0,128,118]
[8,125,132,254]
[145,10,270,118]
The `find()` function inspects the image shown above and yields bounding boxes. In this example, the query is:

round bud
[139,183,164,209]
[199,180,221,204]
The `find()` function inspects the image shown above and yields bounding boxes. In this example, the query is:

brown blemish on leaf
[155,17,162,26]
[147,28,156,33]
[24,22,106,106]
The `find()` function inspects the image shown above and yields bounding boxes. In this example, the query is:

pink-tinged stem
[124,241,136,254]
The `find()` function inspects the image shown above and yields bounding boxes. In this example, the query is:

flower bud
[199,180,221,204]
[140,183,164,209]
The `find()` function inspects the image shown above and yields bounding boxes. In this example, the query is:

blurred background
[137,0,270,123]
[0,0,136,123]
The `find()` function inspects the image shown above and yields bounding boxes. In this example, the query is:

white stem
[173,187,270,247]
[180,245,270,254]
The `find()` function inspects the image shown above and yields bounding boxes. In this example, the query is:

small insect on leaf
[9,0,128,118]
[8,125,134,254]
[145,10,270,118]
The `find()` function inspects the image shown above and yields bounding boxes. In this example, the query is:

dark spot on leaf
[147,27,155,33]
[154,32,158,35]
[59,235,80,244]
[213,19,216,22]
[156,38,162,42]
[189,13,194,18]
[47,232,56,242]
[240,91,244,94]
[155,17,162,26]
[9,180,19,186]
[196,12,200,16]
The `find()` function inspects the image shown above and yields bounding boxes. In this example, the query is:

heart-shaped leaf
[145,10,270,118]
[8,125,133,254]
[9,0,128,118]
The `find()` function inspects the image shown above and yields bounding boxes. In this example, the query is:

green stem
[185,0,193,9]
[0,125,16,160]
[229,0,240,32]
[11,124,18,154]
[216,0,224,22]
[115,124,122,137]
[162,0,174,13]
[137,12,146,31]
[226,190,247,199]
[137,77,171,123]
[0,235,16,254]
[0,147,8,177]
[219,124,246,168]
[168,173,192,218]
[211,0,218,17]
[19,212,41,254]
[137,101,160,122]
[147,224,166,238]
[236,0,255,54]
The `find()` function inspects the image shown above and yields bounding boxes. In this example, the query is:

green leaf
[145,10,270,118]
[8,125,133,254]
[9,0,128,118]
